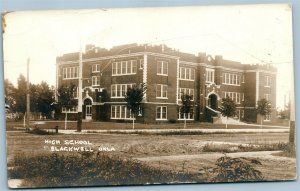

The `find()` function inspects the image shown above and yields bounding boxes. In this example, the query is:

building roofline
[58,52,180,65]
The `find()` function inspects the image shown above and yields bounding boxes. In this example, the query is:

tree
[124,84,146,129]
[98,89,110,121]
[34,82,55,118]
[256,98,271,128]
[4,79,16,111]
[180,94,193,129]
[57,83,78,130]
[14,74,27,113]
[220,96,237,129]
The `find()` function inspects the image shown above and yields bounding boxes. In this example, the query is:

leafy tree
[4,79,16,111]
[98,89,110,121]
[220,96,237,129]
[278,102,290,120]
[57,83,78,129]
[35,82,55,118]
[256,98,272,128]
[180,94,193,129]
[13,74,27,113]
[124,83,146,129]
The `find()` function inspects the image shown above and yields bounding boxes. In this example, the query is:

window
[139,59,144,69]
[178,88,194,101]
[242,75,245,83]
[63,66,79,79]
[111,84,133,98]
[223,73,241,85]
[156,106,167,120]
[157,61,168,75]
[112,60,137,75]
[242,93,244,101]
[265,76,271,87]
[206,68,215,83]
[178,108,194,120]
[179,67,195,80]
[224,92,241,104]
[62,106,77,113]
[92,64,100,73]
[92,76,100,86]
[111,105,133,119]
[156,84,168,98]
[264,94,270,101]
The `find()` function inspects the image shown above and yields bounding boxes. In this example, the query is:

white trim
[143,54,148,102]
[256,71,259,105]
[222,73,241,86]
[92,64,100,73]
[205,68,215,83]
[157,60,168,76]
[111,84,134,98]
[59,52,179,65]
[110,105,134,120]
[91,76,100,86]
[156,106,167,120]
[246,70,276,75]
[176,59,179,105]
[179,67,195,81]
[112,60,137,76]
[156,84,168,99]
[178,88,194,101]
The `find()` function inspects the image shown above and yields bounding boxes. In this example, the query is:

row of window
[177,88,194,101]
[62,105,267,121]
[180,67,195,80]
[112,60,138,75]
[63,67,79,79]
[224,92,244,104]
[62,66,272,89]
[109,105,194,120]
[223,73,243,85]
[111,84,134,98]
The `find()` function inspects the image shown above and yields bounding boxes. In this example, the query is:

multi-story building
[56,43,277,124]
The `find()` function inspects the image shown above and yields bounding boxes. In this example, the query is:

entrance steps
[214,116,247,125]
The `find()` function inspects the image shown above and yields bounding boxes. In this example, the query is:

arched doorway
[208,94,218,110]
[84,98,92,120]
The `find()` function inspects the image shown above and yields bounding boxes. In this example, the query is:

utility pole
[77,43,83,132]
[26,58,30,129]
[289,65,295,152]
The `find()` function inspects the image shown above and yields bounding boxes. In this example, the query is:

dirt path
[134,151,296,181]
[135,151,294,162]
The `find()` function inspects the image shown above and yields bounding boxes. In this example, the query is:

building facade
[56,44,277,124]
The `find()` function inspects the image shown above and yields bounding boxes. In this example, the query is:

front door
[208,94,218,110]
[84,99,92,120]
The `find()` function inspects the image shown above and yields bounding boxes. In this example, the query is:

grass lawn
[6,120,289,131]
[6,130,296,185]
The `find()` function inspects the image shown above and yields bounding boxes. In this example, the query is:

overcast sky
[3,4,293,109]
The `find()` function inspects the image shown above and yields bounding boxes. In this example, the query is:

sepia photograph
[2,4,296,188]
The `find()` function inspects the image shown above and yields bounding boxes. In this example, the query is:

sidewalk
[57,128,289,135]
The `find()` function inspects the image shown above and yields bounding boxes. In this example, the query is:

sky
[3,4,293,109]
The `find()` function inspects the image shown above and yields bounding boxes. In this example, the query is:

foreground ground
[6,127,296,186]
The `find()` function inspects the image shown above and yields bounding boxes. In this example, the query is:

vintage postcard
[2,4,296,188]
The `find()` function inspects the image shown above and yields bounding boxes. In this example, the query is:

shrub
[208,156,263,182]
[202,143,236,153]
[9,152,200,187]
[27,127,54,135]
[168,119,177,123]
